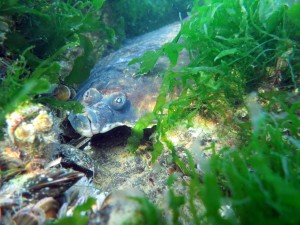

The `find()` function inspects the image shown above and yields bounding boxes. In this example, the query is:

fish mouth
[68,108,102,137]
[68,103,118,137]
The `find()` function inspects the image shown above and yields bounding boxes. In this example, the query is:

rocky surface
[0,20,238,224]
[88,114,234,204]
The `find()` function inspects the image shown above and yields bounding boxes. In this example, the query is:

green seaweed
[128,0,299,154]
[1,0,110,60]
[47,197,96,225]
[0,0,299,224]
[0,0,110,132]
[127,1,300,223]
[128,197,166,225]
[200,93,300,225]
[0,46,84,129]
[64,34,95,84]
[128,91,300,225]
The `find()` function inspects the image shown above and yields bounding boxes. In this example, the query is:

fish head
[68,88,133,137]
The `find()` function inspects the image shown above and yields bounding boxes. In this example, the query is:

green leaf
[0,4,50,18]
[36,98,83,113]
[183,66,224,75]
[152,140,164,163]
[128,50,162,75]
[258,1,285,32]
[48,215,89,225]
[65,35,94,84]
[153,71,175,112]
[127,113,156,152]
[167,189,185,225]
[287,3,300,28]
[31,42,76,79]
[162,42,182,66]
[48,198,95,225]
[3,78,50,115]
[0,0,19,9]
[129,197,164,225]
[32,78,51,93]
[202,172,221,217]
[214,48,238,61]
[74,197,96,214]
[91,0,105,9]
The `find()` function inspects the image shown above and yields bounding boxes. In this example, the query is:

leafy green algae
[0,0,299,224]
[0,0,190,130]
[128,0,300,224]
[128,0,299,155]
[189,94,300,225]
[0,0,110,129]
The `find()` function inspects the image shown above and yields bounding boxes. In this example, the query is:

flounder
[68,22,185,137]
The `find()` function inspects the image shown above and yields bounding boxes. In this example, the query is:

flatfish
[68,22,186,137]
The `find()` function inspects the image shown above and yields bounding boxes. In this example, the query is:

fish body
[68,22,183,137]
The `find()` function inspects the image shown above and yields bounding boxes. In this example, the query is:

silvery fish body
[68,22,184,137]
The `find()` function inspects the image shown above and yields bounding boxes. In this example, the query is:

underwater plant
[53,88,300,224]
[126,0,300,224]
[0,0,110,62]
[163,92,300,225]
[128,0,300,159]
[0,0,113,133]
[0,0,299,224]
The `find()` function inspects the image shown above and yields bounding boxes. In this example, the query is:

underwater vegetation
[128,0,300,158]
[125,0,300,224]
[0,0,112,132]
[0,0,190,132]
[0,0,299,224]
[166,94,300,225]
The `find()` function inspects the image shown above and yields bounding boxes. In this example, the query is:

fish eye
[83,88,103,105]
[109,92,127,110]
[115,97,124,104]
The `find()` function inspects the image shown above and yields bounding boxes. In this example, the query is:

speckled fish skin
[68,22,183,137]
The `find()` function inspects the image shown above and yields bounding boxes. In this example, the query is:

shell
[14,122,36,143]
[53,84,71,101]
[9,198,60,225]
[6,111,24,142]
[35,197,60,219]
[13,206,46,225]
[32,110,53,132]
[23,168,84,200]
[69,87,77,99]
[41,143,95,177]
[0,147,24,180]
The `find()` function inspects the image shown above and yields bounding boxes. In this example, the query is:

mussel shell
[35,197,60,219]
[13,207,46,225]
[53,85,71,101]
[23,168,84,200]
